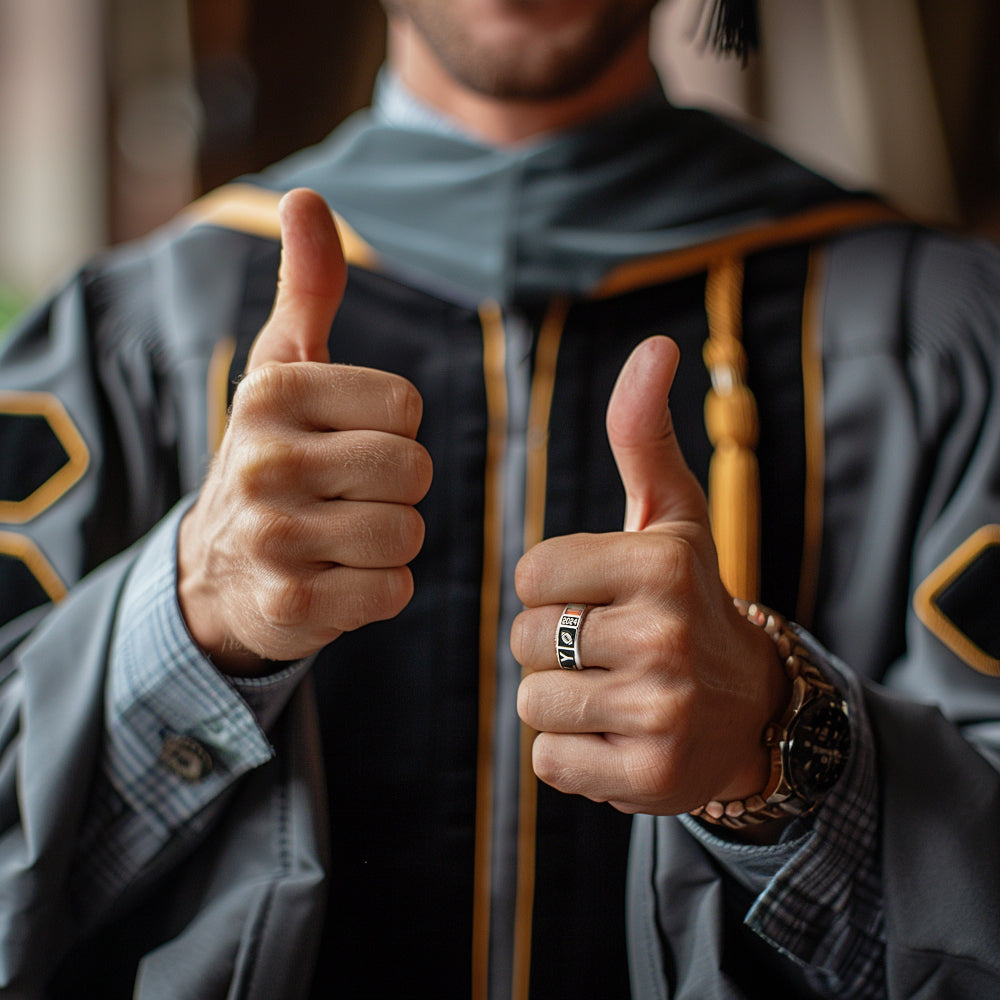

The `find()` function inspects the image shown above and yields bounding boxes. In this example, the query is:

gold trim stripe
[0,530,67,603]
[524,299,570,560]
[182,183,379,271]
[592,200,901,300]
[914,524,1000,676]
[206,335,237,454]
[512,296,570,1000]
[0,391,90,525]
[796,249,827,627]
[472,301,508,998]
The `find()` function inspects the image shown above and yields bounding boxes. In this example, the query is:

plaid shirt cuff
[682,628,885,999]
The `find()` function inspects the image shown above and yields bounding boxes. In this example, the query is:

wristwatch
[690,601,851,830]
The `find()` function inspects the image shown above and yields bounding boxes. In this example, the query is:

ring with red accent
[555,603,590,670]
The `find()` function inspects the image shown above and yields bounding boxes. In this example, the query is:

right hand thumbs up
[248,187,347,367]
[177,188,432,675]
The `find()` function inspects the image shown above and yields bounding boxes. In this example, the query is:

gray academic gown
[2,92,1000,998]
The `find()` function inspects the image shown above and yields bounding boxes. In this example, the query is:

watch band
[690,600,848,830]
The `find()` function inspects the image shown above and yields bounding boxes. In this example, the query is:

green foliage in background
[0,283,27,342]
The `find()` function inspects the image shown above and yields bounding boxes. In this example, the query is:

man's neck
[386,20,659,146]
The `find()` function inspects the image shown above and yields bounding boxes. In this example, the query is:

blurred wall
[0,0,108,299]
[106,0,201,244]
[189,0,385,192]
[0,0,384,306]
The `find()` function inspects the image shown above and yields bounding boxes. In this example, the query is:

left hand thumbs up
[513,336,786,818]
[605,336,709,533]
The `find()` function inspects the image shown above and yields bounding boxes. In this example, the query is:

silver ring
[555,604,590,670]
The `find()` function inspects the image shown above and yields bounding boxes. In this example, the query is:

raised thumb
[606,336,708,532]
[247,187,346,369]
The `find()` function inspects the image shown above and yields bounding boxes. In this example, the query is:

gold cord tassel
[703,257,760,602]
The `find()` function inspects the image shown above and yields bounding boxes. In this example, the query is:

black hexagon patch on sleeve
[0,552,52,624]
[0,413,71,502]
[0,392,89,524]
[0,532,66,627]
[915,525,1000,676]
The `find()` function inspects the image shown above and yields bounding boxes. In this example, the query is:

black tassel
[698,0,760,61]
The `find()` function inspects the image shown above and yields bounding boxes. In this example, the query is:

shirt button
[159,734,214,781]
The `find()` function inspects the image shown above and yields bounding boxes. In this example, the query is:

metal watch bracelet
[689,600,848,831]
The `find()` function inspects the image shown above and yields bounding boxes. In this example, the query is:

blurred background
[0,0,998,329]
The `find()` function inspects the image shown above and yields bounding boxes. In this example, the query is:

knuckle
[632,614,676,671]
[235,363,294,417]
[393,505,426,562]
[230,455,265,503]
[258,573,314,630]
[339,435,431,504]
[359,505,424,564]
[648,535,699,588]
[233,503,284,558]
[626,606,696,685]
[374,566,415,618]
[330,590,368,633]
[247,440,308,497]
[623,656,692,737]
[661,615,696,672]
[336,567,414,631]
[331,592,368,632]
[385,378,423,435]
[634,685,678,735]
[509,613,529,666]
[225,428,306,504]
[256,507,303,559]
[620,614,684,688]
[531,735,565,788]
[513,550,542,605]
[517,677,556,730]
[516,679,536,726]
[402,441,434,501]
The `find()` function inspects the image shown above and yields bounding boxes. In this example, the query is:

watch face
[786,697,851,797]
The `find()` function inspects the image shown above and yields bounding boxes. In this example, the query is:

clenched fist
[513,337,789,820]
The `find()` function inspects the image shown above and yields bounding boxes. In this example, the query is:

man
[1,0,999,997]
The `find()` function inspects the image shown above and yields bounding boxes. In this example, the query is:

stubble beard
[385,0,657,101]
